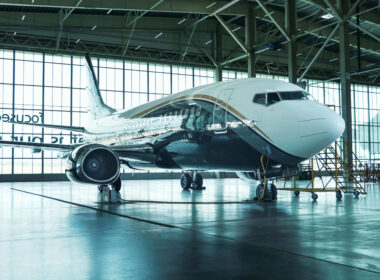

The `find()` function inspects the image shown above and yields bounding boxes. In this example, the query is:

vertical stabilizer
[84,54,116,121]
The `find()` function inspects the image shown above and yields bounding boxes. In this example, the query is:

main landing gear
[97,176,122,203]
[181,171,205,190]
[98,176,122,193]
[255,181,277,201]
[98,176,121,193]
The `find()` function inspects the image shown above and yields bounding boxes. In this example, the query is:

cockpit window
[253,94,266,105]
[267,92,281,105]
[253,91,311,106]
[279,91,310,100]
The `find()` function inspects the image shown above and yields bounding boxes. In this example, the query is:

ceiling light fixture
[75,39,80,44]
[91,25,96,30]
[21,15,25,20]
[107,9,112,14]
[177,18,187,24]
[205,40,212,45]
[135,45,141,50]
[154,32,162,39]
[321,13,334,19]
[232,26,241,32]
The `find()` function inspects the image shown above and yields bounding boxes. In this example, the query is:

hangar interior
[1,0,380,279]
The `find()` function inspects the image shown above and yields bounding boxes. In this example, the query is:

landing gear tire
[336,190,342,200]
[294,190,300,197]
[192,173,204,190]
[256,183,264,199]
[112,177,122,193]
[270,183,278,200]
[312,193,318,201]
[98,185,108,193]
[255,183,276,201]
[181,174,192,190]
[354,190,360,198]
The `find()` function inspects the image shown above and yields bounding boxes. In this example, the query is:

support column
[338,0,353,171]
[215,24,223,82]
[285,0,297,84]
[246,4,256,77]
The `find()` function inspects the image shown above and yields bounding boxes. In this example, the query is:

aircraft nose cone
[331,112,345,142]
[296,109,345,158]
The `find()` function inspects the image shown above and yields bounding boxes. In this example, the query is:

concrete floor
[1,179,380,280]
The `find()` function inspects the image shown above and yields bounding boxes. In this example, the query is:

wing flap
[111,144,157,163]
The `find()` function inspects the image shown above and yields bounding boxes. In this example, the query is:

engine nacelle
[66,144,120,185]
[236,165,300,181]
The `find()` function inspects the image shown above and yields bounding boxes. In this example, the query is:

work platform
[279,137,367,201]
[1,179,380,280]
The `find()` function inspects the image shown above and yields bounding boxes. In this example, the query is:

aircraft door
[212,88,234,130]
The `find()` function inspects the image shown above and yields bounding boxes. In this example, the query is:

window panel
[2,48,380,174]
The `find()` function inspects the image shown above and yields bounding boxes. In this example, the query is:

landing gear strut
[255,181,277,201]
[112,176,122,193]
[98,176,122,193]
[180,172,205,190]
[98,185,108,193]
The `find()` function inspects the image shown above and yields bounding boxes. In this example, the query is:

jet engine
[236,165,299,181]
[66,144,120,184]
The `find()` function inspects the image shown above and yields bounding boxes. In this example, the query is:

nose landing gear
[255,181,277,201]
[180,172,205,190]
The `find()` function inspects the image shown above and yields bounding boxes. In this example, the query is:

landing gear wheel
[192,173,204,190]
[270,183,277,200]
[312,193,318,201]
[112,177,122,193]
[181,174,192,190]
[354,190,360,198]
[294,190,300,197]
[98,185,108,193]
[256,183,264,199]
[336,190,342,200]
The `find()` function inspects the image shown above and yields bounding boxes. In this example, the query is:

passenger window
[267,92,280,105]
[253,94,266,105]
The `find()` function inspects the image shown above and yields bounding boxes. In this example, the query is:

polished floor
[1,178,380,280]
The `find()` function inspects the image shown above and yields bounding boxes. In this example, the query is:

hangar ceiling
[0,0,379,84]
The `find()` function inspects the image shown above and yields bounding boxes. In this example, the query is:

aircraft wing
[111,144,157,163]
[0,140,158,163]
[9,121,85,133]
[0,140,78,152]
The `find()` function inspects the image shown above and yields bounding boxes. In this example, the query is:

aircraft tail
[84,54,116,121]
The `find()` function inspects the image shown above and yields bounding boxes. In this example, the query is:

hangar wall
[0,48,380,177]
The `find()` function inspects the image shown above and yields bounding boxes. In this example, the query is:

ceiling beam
[0,0,248,15]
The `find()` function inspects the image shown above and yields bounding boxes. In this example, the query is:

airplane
[0,54,345,200]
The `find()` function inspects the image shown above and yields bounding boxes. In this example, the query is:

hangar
[0,0,380,279]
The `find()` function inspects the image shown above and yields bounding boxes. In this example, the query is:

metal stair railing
[314,137,366,194]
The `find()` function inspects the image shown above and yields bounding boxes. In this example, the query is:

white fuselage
[84,78,345,161]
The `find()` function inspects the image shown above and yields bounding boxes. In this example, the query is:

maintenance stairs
[280,137,367,200]
[313,137,367,196]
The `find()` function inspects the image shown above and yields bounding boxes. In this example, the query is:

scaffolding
[279,137,367,201]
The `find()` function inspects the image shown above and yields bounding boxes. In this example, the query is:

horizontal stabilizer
[10,121,85,133]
